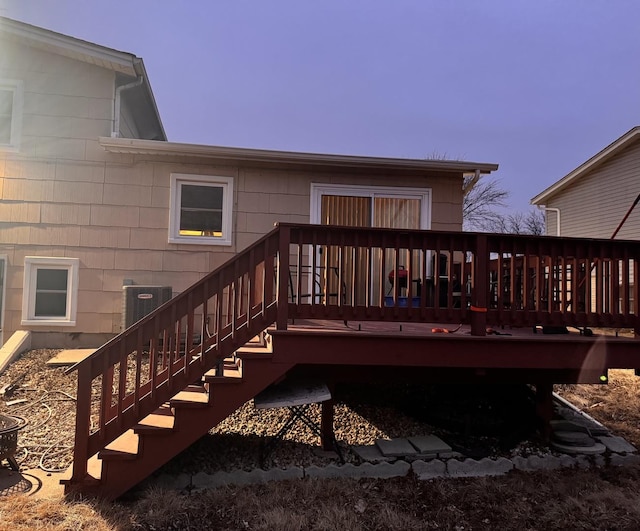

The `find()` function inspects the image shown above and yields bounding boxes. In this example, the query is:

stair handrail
[67,224,286,485]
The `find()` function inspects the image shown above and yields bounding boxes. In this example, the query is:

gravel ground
[2,349,547,477]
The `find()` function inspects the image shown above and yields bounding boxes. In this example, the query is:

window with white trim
[22,257,79,326]
[0,79,23,151]
[169,174,233,246]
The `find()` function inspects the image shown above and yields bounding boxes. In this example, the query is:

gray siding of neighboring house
[545,139,640,240]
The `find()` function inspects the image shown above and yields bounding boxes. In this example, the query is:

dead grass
[0,494,127,530]
[558,369,640,447]
[3,344,640,529]
[7,467,639,530]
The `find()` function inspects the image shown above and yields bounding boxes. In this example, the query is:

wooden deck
[269,319,640,384]
[62,223,640,499]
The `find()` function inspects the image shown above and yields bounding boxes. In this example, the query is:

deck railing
[67,223,640,485]
[284,224,640,332]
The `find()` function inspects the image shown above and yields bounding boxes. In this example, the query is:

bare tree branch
[462,176,509,231]
[462,175,545,235]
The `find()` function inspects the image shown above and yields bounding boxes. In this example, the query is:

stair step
[170,385,209,408]
[234,344,272,359]
[134,405,176,435]
[99,430,139,460]
[60,454,102,486]
[203,366,243,383]
[247,334,265,346]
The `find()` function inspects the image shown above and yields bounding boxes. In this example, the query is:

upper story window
[169,174,234,246]
[22,257,79,326]
[0,79,24,151]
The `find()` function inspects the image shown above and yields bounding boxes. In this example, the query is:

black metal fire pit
[0,414,26,471]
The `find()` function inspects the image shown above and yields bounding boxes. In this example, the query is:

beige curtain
[320,195,421,305]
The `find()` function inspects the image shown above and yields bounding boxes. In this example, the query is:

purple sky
[2,0,639,213]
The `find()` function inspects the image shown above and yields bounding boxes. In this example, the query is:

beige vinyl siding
[547,140,640,239]
[545,210,558,236]
[0,35,468,345]
[1,148,465,340]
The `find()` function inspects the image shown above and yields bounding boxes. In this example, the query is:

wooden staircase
[64,344,293,500]
[63,227,292,499]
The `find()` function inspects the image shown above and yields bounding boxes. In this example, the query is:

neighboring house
[531,127,640,239]
[0,17,498,347]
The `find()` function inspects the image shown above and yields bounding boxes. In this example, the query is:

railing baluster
[276,224,290,330]
[151,317,160,400]
[134,327,143,416]
[99,349,111,439]
[634,256,640,335]
[311,232,318,314]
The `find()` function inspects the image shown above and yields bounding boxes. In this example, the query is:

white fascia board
[0,16,136,75]
[98,137,499,174]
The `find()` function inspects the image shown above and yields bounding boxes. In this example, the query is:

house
[531,127,640,239]
[0,16,498,348]
[3,18,640,501]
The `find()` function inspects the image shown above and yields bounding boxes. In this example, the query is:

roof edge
[98,137,499,173]
[531,126,640,205]
[0,16,137,75]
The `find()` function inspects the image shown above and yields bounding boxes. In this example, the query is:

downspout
[463,169,481,196]
[540,206,561,236]
[112,76,143,138]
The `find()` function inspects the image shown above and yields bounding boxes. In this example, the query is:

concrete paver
[597,436,637,454]
[447,457,513,478]
[610,454,640,467]
[352,445,394,463]
[305,461,410,480]
[552,430,595,446]
[375,438,418,457]
[549,419,590,434]
[412,459,447,480]
[551,441,606,455]
[408,435,452,456]
[511,455,577,472]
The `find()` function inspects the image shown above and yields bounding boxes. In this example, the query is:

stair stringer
[96,357,295,500]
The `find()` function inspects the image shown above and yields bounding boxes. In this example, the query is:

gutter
[111,59,167,140]
[99,137,499,174]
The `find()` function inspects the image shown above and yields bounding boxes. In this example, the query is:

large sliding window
[310,184,431,304]
[312,184,430,230]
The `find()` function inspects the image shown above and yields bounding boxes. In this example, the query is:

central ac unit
[122,285,172,330]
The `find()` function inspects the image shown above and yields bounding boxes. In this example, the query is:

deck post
[70,362,92,482]
[276,224,290,330]
[471,234,488,336]
[535,381,554,441]
[321,399,335,451]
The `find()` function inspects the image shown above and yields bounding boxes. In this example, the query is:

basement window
[169,174,233,246]
[22,257,79,326]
